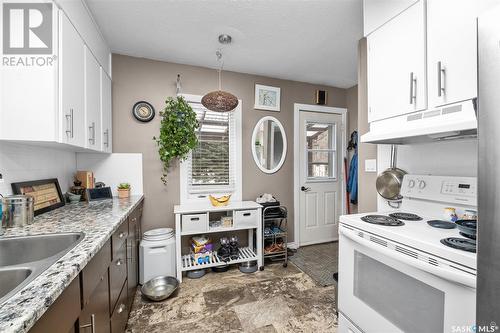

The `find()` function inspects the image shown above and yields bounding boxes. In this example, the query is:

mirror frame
[251,116,287,174]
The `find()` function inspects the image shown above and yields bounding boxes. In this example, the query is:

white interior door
[299,110,343,246]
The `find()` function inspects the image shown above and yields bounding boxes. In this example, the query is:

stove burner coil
[440,237,476,253]
[389,212,423,221]
[361,215,405,226]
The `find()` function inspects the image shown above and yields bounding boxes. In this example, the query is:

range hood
[361,100,477,144]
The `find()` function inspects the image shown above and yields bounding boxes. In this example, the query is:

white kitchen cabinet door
[100,69,112,153]
[363,0,419,36]
[427,0,477,108]
[59,11,86,147]
[367,0,427,123]
[85,47,102,150]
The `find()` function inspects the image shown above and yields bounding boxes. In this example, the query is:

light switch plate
[365,159,377,173]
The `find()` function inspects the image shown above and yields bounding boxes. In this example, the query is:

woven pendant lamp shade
[201,90,238,112]
[202,48,238,113]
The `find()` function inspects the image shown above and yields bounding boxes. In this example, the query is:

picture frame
[254,84,281,112]
[11,178,65,216]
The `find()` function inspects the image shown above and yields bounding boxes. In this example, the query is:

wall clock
[132,101,155,122]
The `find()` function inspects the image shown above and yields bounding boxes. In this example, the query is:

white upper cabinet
[59,11,85,147]
[367,0,426,122]
[363,0,419,36]
[427,0,477,108]
[85,47,102,150]
[101,69,112,153]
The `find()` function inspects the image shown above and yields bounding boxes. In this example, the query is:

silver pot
[1,195,35,228]
[376,145,407,204]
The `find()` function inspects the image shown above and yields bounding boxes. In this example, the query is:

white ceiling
[86,0,363,88]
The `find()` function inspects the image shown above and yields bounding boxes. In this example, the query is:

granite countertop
[0,195,144,333]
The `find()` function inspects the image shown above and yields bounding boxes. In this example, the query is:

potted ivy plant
[117,183,131,198]
[154,96,199,184]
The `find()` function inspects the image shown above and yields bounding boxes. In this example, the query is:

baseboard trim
[287,242,299,249]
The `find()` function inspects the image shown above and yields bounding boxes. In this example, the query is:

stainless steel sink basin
[0,232,84,305]
[0,232,84,266]
[0,268,32,300]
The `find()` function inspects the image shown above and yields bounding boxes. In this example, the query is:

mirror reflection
[252,117,287,173]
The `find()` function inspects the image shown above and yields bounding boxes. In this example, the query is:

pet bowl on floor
[141,276,179,302]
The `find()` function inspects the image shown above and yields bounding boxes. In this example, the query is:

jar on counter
[444,207,458,222]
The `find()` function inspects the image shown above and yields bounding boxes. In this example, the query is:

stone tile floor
[126,263,337,332]
[289,242,338,287]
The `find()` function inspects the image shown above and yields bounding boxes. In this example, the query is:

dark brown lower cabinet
[79,270,110,333]
[29,275,81,333]
[111,280,129,333]
[28,202,143,333]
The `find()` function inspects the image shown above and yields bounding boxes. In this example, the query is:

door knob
[301,186,311,192]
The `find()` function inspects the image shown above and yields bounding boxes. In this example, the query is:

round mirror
[252,116,287,174]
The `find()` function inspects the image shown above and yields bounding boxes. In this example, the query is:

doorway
[293,104,347,247]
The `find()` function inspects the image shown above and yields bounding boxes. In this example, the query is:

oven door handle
[340,227,476,289]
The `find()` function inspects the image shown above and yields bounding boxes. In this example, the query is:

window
[180,95,242,203]
[306,122,336,179]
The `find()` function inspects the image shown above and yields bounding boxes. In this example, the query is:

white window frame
[179,94,242,205]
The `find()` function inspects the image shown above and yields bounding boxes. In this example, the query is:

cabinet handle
[116,259,123,266]
[65,109,74,138]
[119,232,125,239]
[437,61,446,97]
[88,122,95,144]
[104,129,109,147]
[117,304,126,314]
[79,314,95,333]
[409,72,417,104]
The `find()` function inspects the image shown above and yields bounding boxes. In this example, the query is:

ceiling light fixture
[201,35,238,113]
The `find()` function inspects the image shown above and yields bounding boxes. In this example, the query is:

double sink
[0,232,85,305]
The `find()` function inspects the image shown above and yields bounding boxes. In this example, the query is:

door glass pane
[354,251,445,333]
[306,123,333,149]
[306,122,336,179]
[307,151,334,178]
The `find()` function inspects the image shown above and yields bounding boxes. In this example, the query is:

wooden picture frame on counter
[11,178,65,216]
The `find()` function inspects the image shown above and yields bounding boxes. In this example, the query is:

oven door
[338,224,476,333]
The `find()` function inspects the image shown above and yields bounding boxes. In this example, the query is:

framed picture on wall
[254,84,281,112]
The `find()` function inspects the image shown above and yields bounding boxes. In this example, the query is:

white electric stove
[338,175,477,333]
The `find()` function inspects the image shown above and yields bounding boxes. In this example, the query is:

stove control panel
[401,175,477,206]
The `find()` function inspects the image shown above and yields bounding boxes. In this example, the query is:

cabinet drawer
[29,276,80,333]
[181,213,208,234]
[79,270,110,333]
[111,280,129,333]
[112,221,129,258]
[234,210,259,228]
[81,240,111,307]
[110,241,127,313]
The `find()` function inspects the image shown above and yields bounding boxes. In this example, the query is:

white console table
[174,201,263,282]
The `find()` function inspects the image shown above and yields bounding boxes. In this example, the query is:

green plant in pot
[154,96,199,184]
[117,183,131,199]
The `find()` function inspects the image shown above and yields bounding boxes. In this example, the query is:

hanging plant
[154,96,199,184]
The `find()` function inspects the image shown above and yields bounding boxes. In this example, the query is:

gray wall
[111,54,348,242]
[356,38,378,212]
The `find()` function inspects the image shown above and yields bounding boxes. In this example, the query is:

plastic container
[139,228,176,284]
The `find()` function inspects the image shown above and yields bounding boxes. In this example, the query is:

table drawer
[110,279,129,333]
[110,241,127,312]
[112,221,129,258]
[234,210,259,228]
[81,240,111,307]
[181,213,208,233]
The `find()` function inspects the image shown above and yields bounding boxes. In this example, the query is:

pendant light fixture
[201,35,239,113]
